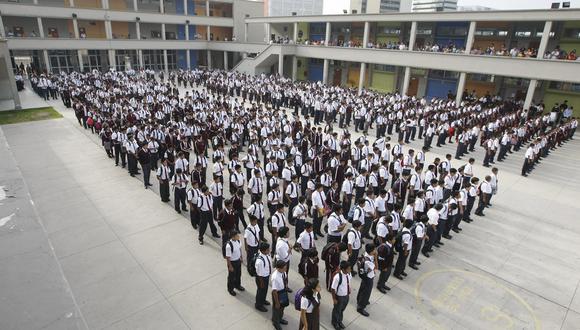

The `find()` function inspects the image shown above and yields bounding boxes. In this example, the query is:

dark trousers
[227,260,242,292]
[141,163,151,186]
[272,293,285,327]
[357,276,373,309]
[377,265,392,289]
[128,154,138,174]
[174,188,187,212]
[189,208,199,228]
[444,215,455,236]
[393,251,408,276]
[436,220,446,244]
[255,276,269,307]
[246,246,258,265]
[294,218,305,240]
[465,197,475,219]
[362,218,372,238]
[236,212,247,231]
[475,194,489,214]
[199,210,214,241]
[347,249,360,271]
[409,238,422,265]
[422,226,436,253]
[159,180,170,202]
[213,196,223,220]
[332,295,349,326]
[113,144,122,165]
[313,213,323,236]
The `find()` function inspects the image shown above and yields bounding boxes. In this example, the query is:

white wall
[323,0,351,14]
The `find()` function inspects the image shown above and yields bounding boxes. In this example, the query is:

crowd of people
[25,66,576,329]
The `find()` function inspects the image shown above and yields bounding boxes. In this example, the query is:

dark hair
[339,260,350,270]
[302,278,319,300]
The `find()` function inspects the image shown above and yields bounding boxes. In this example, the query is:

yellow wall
[74,0,101,8]
[543,90,580,116]
[110,0,128,10]
[370,70,396,93]
[71,20,106,38]
[464,80,497,97]
[111,21,130,39]
[347,65,369,88]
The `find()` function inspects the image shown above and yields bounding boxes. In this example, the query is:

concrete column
[402,66,411,95]
[136,22,141,40]
[185,23,189,40]
[69,0,74,7]
[163,49,168,73]
[160,0,165,13]
[1,41,21,109]
[108,49,116,69]
[293,22,298,43]
[278,52,283,76]
[537,21,553,57]
[207,50,212,69]
[77,51,84,72]
[465,21,477,54]
[0,17,5,37]
[456,72,467,105]
[325,22,331,46]
[162,24,166,40]
[524,79,538,110]
[186,50,191,69]
[72,18,79,39]
[43,49,50,73]
[265,23,271,42]
[101,0,109,10]
[184,0,188,15]
[33,0,38,4]
[323,59,329,85]
[358,63,366,94]
[133,0,138,11]
[291,55,297,81]
[105,20,113,39]
[362,21,369,48]
[206,0,210,16]
[207,26,211,40]
[408,21,417,51]
[37,17,44,38]
[223,51,228,70]
[138,49,144,68]
[244,23,248,42]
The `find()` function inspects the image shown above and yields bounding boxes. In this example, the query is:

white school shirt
[255,253,272,277]
[297,231,315,250]
[275,238,291,262]
[225,240,242,261]
[244,224,260,247]
[271,270,286,291]
[347,229,362,250]
[331,272,352,296]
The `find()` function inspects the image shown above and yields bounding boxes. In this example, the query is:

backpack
[321,242,337,262]
[370,218,379,237]
[341,229,355,245]
[356,255,368,278]
[247,252,262,277]
[266,216,273,233]
[394,231,411,253]
[410,223,418,240]
[347,206,356,222]
[222,241,234,258]
[294,288,305,311]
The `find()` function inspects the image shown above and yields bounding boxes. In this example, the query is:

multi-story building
[238,9,580,112]
[0,0,264,74]
[412,0,457,12]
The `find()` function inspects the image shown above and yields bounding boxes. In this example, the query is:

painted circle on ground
[414,269,541,330]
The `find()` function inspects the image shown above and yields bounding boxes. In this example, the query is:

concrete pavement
[1,84,580,330]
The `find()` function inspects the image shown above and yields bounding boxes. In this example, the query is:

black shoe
[384,285,391,291]
[332,323,341,330]
[213,234,221,238]
[192,225,198,229]
[255,306,267,312]
[264,300,271,306]
[176,210,181,214]
[357,309,369,317]
[394,275,404,280]
[147,183,153,187]
[401,272,408,277]
[452,229,460,233]
[182,208,188,212]
[443,234,452,239]
[286,288,293,293]
[438,242,445,246]
[280,319,288,325]
[434,243,441,248]
[415,262,421,265]
[339,322,346,329]
[236,286,245,292]
[409,265,419,270]
[377,287,387,294]
[422,252,430,258]
[228,290,236,296]
[317,232,325,238]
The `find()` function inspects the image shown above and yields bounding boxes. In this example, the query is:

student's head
[379,189,387,197]
[485,175,491,182]
[386,233,396,244]
[224,199,233,209]
[254,169,262,177]
[434,203,444,211]
[275,260,287,272]
[394,203,402,212]
[420,215,429,224]
[299,196,306,204]
[304,222,313,232]
[333,204,343,214]
[307,247,318,259]
[357,198,366,206]
[176,168,183,175]
[339,260,351,273]
[352,220,362,229]
[469,158,475,164]
[278,226,289,238]
[338,242,348,252]
[430,179,438,186]
[365,243,376,254]
[492,167,498,174]
[249,215,258,225]
[229,229,240,240]
[404,219,413,228]
[303,278,321,297]
[276,203,284,213]
[259,242,270,254]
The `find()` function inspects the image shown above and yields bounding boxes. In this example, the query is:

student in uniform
[156,159,171,202]
[187,181,200,229]
[488,167,499,206]
[271,260,289,330]
[393,220,413,280]
[376,233,395,294]
[197,186,220,245]
[210,175,224,220]
[296,222,316,259]
[475,175,493,216]
[331,260,352,330]
[255,242,272,312]
[225,230,245,296]
[346,220,363,276]
[244,216,261,262]
[299,278,322,330]
[275,227,293,291]
[327,205,347,243]
[409,215,428,270]
[298,248,320,286]
[356,243,377,317]
[271,205,287,254]
[247,198,266,241]
[292,196,309,240]
[172,168,189,213]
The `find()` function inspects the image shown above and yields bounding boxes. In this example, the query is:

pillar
[108,50,116,69]
[207,50,212,69]
[524,79,538,110]
[465,21,477,54]
[408,21,417,51]
[185,23,189,40]
[105,20,113,39]
[184,0,188,15]
[1,43,21,109]
[37,17,44,38]
[138,49,144,68]
[133,0,138,11]
[69,0,74,7]
[293,22,298,43]
[186,50,191,69]
[72,18,79,38]
[160,0,165,13]
[77,51,84,72]
[358,63,366,94]
[278,52,283,76]
[207,25,211,40]
[0,16,5,37]
[537,21,553,57]
[402,66,411,95]
[43,49,50,73]
[325,22,331,46]
[292,56,298,81]
[163,49,168,73]
[223,51,228,70]
[244,23,248,42]
[162,24,166,40]
[362,21,369,48]
[136,22,141,40]
[456,72,467,105]
[101,0,109,9]
[265,23,271,43]
[323,59,329,85]
[206,0,210,16]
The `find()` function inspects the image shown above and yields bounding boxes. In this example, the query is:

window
[417,29,432,35]
[373,64,396,72]
[430,70,459,79]
[548,81,580,92]
[382,28,401,35]
[515,31,532,37]
[563,28,580,39]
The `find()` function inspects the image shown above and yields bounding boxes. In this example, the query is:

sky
[457,0,580,9]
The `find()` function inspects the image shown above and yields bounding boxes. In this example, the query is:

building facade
[412,0,457,12]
